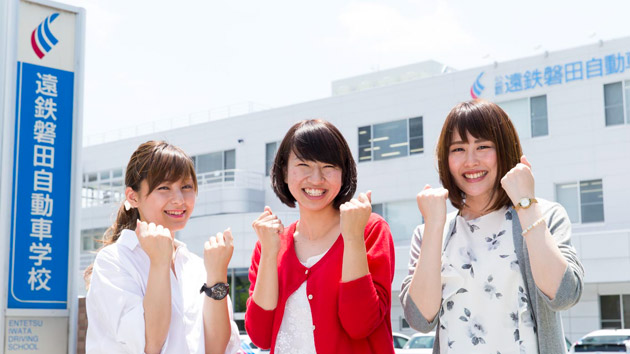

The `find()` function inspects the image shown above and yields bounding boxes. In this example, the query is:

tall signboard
[1,1,84,353]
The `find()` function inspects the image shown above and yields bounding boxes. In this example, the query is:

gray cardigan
[399,199,584,354]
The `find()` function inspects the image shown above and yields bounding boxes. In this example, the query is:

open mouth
[463,171,488,180]
[304,188,326,197]
[164,210,186,218]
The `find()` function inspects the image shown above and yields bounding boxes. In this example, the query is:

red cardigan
[245,213,395,354]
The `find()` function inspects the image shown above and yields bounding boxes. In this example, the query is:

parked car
[239,334,270,354]
[393,332,410,349]
[569,329,630,353]
[396,332,435,354]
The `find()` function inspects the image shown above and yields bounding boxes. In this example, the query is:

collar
[117,229,186,252]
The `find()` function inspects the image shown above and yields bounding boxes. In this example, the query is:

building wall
[80,37,630,342]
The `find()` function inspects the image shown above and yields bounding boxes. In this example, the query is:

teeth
[165,210,184,215]
[305,188,324,196]
[464,171,487,179]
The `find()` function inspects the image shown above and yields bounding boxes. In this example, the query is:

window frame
[497,94,549,139]
[358,116,424,163]
[555,178,605,224]
[603,80,630,127]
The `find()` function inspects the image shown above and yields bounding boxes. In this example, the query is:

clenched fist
[252,206,283,254]
[340,191,372,244]
[500,155,535,206]
[204,228,234,283]
[135,220,174,267]
[416,185,448,225]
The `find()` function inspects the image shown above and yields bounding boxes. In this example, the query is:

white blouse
[86,229,240,354]
[274,251,327,354]
[439,207,538,354]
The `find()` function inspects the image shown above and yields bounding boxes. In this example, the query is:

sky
[55,0,630,144]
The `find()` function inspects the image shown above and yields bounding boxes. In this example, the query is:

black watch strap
[200,282,230,300]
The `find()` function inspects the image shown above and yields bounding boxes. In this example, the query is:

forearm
[143,263,171,354]
[408,223,443,322]
[202,284,231,354]
[341,237,369,282]
[519,206,568,299]
[252,250,279,310]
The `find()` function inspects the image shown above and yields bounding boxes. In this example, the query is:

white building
[79,37,630,342]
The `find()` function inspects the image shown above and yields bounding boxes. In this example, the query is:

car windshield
[404,336,434,349]
[581,335,630,344]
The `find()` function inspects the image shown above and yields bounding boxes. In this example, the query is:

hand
[204,228,234,283]
[339,191,372,244]
[135,220,173,267]
[416,185,448,225]
[252,206,283,254]
[500,155,535,206]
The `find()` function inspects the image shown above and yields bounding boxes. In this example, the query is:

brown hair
[83,141,197,286]
[271,119,357,209]
[436,99,523,211]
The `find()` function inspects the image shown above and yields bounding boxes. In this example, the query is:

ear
[125,186,139,208]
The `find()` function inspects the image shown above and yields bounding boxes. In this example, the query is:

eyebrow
[450,138,490,145]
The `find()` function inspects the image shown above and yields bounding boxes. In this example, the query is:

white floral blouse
[439,206,539,354]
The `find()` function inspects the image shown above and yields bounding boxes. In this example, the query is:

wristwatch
[200,282,230,300]
[514,197,538,211]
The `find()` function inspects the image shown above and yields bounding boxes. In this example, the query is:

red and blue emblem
[470,72,485,99]
[31,13,60,59]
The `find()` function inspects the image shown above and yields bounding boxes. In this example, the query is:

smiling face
[448,130,498,207]
[128,177,196,233]
[285,151,342,213]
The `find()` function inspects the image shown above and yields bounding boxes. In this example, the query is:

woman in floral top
[400,99,584,354]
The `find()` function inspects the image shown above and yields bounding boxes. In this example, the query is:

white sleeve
[224,295,242,354]
[86,249,148,354]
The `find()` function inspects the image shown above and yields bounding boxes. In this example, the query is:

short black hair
[271,119,357,209]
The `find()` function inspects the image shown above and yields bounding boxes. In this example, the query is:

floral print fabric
[439,207,538,354]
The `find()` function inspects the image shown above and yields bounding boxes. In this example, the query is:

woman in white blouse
[85,141,240,354]
[400,100,584,354]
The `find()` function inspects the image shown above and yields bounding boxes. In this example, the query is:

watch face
[210,283,229,299]
[520,198,530,208]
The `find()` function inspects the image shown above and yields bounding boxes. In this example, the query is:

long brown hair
[83,141,197,287]
[436,99,523,212]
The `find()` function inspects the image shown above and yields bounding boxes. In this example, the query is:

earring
[124,200,132,211]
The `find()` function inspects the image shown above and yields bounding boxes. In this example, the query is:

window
[228,268,249,313]
[80,227,107,252]
[82,168,124,207]
[556,179,604,223]
[604,81,630,126]
[372,199,421,244]
[358,117,423,162]
[265,142,279,176]
[600,295,630,329]
[498,95,548,138]
[193,149,235,184]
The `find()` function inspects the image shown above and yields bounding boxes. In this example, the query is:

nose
[307,167,325,183]
[171,188,185,205]
[463,148,479,167]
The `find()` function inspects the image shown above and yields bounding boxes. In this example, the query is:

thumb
[423,184,432,191]
[521,155,532,168]
[366,190,372,203]
[264,205,272,214]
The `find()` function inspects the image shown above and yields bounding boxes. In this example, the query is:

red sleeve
[244,240,276,349]
[337,214,395,339]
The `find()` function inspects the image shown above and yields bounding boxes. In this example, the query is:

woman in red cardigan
[244,119,396,353]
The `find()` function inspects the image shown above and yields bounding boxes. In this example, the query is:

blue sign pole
[8,61,74,309]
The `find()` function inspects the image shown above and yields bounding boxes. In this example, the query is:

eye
[182,184,194,189]
[323,165,336,169]
[450,147,464,153]
[478,144,493,150]
[157,185,170,191]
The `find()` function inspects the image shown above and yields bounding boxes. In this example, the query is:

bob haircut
[436,99,523,212]
[271,119,357,209]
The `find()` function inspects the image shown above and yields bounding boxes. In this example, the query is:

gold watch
[514,197,538,211]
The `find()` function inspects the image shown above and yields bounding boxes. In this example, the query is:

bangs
[290,122,346,167]
[448,103,497,146]
[142,144,198,194]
